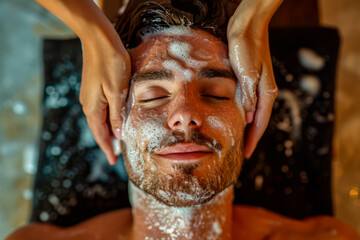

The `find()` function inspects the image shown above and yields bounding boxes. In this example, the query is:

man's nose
[167,99,202,132]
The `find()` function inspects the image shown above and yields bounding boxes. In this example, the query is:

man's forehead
[142,28,225,50]
[130,28,230,74]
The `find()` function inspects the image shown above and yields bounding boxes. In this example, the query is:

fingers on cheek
[244,87,276,157]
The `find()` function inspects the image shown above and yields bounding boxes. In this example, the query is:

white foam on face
[124,27,242,238]
[162,59,193,82]
[142,26,192,43]
[212,221,222,235]
[298,48,325,71]
[144,60,156,70]
[194,50,212,60]
[160,26,191,36]
[122,115,145,175]
[205,115,237,158]
[123,112,169,176]
[168,42,206,69]
[300,75,321,96]
[206,116,226,130]
[142,117,168,152]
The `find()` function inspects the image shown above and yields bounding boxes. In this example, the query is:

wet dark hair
[114,0,229,48]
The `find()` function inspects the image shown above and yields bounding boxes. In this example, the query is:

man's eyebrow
[198,67,236,82]
[132,70,173,83]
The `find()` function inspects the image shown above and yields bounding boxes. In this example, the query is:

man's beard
[122,127,243,207]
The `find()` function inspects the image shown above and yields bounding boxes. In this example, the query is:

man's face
[122,28,245,207]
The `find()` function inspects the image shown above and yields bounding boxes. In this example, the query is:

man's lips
[155,143,213,161]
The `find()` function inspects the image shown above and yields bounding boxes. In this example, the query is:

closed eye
[139,96,169,103]
[202,95,230,100]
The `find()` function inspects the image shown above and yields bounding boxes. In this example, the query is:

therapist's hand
[34,0,131,165]
[80,34,131,165]
[227,0,283,158]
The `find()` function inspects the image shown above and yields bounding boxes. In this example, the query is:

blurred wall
[0,0,72,238]
[319,0,360,233]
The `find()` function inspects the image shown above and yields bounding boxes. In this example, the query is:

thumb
[229,41,260,123]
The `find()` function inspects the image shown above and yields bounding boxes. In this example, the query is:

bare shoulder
[232,205,360,240]
[5,223,61,240]
[304,215,360,239]
[76,207,132,227]
[232,204,291,223]
[6,208,133,240]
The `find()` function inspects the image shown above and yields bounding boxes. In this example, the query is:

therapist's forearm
[231,0,284,34]
[35,0,121,48]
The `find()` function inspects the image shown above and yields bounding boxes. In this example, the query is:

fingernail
[246,112,254,124]
[244,147,254,159]
[107,154,116,166]
[114,128,122,139]
[112,138,121,156]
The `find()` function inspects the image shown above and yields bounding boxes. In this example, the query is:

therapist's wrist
[238,0,284,19]
[228,0,283,39]
[78,16,126,57]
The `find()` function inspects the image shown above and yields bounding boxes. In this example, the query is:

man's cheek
[205,115,234,139]
[131,109,169,151]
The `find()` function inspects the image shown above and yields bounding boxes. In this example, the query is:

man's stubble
[122,125,243,207]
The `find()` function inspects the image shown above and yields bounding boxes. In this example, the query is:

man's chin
[130,175,226,207]
[133,179,235,207]
[153,188,217,207]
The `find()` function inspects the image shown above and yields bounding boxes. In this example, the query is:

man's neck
[129,182,234,240]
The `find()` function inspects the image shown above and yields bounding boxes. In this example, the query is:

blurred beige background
[0,0,359,239]
[319,0,360,232]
